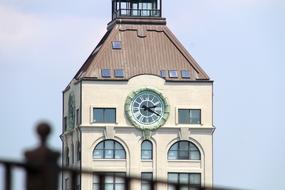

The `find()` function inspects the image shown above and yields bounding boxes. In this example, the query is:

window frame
[141,140,153,160]
[168,172,201,190]
[114,69,125,78]
[93,172,126,190]
[93,140,126,160]
[92,107,117,124]
[141,172,153,190]
[177,108,202,125]
[101,69,112,78]
[168,141,201,160]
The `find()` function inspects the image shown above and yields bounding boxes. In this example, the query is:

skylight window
[160,70,167,78]
[114,69,124,78]
[181,70,190,79]
[169,70,178,78]
[101,69,111,78]
[112,41,122,49]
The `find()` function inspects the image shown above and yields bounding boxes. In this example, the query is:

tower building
[61,0,215,189]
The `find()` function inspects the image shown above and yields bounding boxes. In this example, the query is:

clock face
[125,88,169,130]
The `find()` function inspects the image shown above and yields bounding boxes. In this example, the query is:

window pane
[168,150,177,160]
[105,109,116,123]
[112,41,122,49]
[179,142,189,150]
[142,150,152,160]
[93,175,99,183]
[114,69,124,78]
[115,142,123,150]
[179,174,188,184]
[168,173,178,183]
[105,150,114,159]
[178,109,190,124]
[92,184,99,190]
[105,176,114,183]
[142,141,152,150]
[94,109,104,123]
[142,184,151,190]
[101,69,111,78]
[142,173,152,180]
[178,151,189,159]
[96,142,104,149]
[160,70,167,78]
[190,174,201,185]
[181,70,190,78]
[190,110,201,124]
[105,141,114,149]
[93,150,103,159]
[190,150,200,160]
[105,184,113,190]
[115,150,125,159]
[115,184,125,190]
[169,70,178,78]
[170,143,178,150]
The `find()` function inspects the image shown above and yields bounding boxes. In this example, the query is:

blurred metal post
[5,163,12,190]
[24,122,60,190]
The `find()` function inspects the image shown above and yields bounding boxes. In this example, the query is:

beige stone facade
[62,75,214,189]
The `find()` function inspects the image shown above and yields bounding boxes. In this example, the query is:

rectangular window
[64,117,67,131]
[93,173,126,190]
[141,172,153,190]
[76,175,80,190]
[169,70,178,78]
[76,109,80,126]
[178,109,201,124]
[181,70,190,79]
[114,69,124,78]
[160,70,167,78]
[112,41,122,49]
[101,69,111,78]
[93,108,116,123]
[168,173,201,190]
[65,178,70,190]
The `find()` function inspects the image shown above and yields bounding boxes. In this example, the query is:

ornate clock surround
[125,87,170,131]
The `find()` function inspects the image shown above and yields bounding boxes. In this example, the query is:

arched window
[168,141,201,160]
[141,140,153,160]
[93,140,126,159]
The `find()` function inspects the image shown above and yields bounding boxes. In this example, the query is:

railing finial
[36,122,51,146]
[25,122,60,190]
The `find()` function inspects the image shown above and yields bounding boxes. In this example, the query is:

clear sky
[0,0,284,189]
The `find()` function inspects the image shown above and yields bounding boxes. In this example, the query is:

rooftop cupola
[112,0,162,20]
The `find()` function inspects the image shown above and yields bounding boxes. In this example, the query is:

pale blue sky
[0,0,284,189]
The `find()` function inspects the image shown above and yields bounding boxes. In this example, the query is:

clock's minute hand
[147,108,161,116]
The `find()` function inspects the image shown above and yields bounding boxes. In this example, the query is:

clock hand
[148,105,157,109]
[141,105,148,111]
[147,108,161,116]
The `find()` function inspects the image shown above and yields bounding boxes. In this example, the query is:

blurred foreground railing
[0,123,234,190]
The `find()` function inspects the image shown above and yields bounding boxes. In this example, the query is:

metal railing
[113,8,161,19]
[0,122,233,190]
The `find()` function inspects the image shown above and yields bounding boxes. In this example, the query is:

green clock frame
[125,88,170,131]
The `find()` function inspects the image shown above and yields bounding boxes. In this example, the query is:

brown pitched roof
[74,18,210,81]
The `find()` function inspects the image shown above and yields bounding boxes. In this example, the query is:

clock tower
[61,0,215,189]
